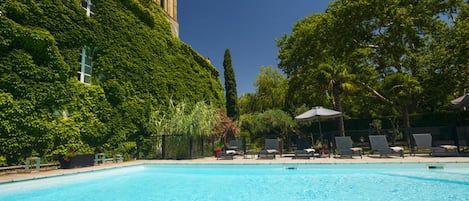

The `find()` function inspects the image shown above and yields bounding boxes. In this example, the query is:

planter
[213,149,222,158]
[59,154,94,169]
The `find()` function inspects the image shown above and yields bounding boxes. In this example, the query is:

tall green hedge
[0,0,224,165]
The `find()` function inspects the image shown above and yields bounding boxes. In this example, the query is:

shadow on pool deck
[2,155,469,184]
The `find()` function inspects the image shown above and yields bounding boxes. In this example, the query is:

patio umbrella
[451,94,469,109]
[295,106,341,147]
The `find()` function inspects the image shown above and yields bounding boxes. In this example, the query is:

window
[78,46,93,84]
[160,0,166,10]
[81,0,96,17]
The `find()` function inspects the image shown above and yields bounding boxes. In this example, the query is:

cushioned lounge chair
[227,140,242,155]
[412,133,433,156]
[412,133,459,157]
[335,136,362,158]
[293,149,315,159]
[292,138,314,159]
[257,139,280,159]
[257,150,276,159]
[265,139,280,154]
[369,135,404,158]
[433,145,459,156]
[228,140,239,150]
[217,151,234,160]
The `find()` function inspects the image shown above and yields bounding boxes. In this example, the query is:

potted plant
[53,145,94,169]
[313,140,329,156]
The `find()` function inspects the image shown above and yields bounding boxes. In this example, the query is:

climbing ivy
[0,0,224,165]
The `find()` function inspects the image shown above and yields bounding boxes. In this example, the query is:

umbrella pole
[318,119,329,157]
[310,133,314,149]
[318,120,322,153]
[318,119,323,140]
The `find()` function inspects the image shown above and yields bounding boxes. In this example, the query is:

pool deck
[2,155,469,184]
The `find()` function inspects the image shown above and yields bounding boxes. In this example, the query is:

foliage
[277,0,469,139]
[0,155,6,166]
[211,109,240,139]
[223,48,239,120]
[254,66,288,112]
[149,100,222,158]
[234,1,469,151]
[238,66,288,114]
[369,119,382,135]
[238,93,257,115]
[277,10,361,136]
[0,0,224,165]
[150,100,220,137]
[239,109,294,149]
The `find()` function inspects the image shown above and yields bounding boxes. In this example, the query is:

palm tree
[315,59,356,136]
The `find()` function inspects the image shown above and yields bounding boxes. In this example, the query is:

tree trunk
[359,81,413,146]
[333,83,345,136]
[402,106,412,150]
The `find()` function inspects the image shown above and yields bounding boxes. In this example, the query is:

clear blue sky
[179,0,331,96]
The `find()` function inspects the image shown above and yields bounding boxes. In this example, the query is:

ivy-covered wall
[0,0,224,165]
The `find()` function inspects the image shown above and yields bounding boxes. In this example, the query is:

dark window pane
[85,57,92,65]
[85,66,92,74]
[84,75,91,83]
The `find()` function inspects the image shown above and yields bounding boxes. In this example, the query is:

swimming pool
[1,163,468,201]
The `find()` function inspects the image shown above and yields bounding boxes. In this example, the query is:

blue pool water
[1,163,469,201]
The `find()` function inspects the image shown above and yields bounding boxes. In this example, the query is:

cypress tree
[223,48,239,120]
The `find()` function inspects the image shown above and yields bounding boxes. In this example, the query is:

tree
[443,3,469,100]
[238,93,257,115]
[277,11,365,136]
[316,0,462,144]
[255,66,288,111]
[239,109,294,149]
[238,66,288,115]
[211,109,240,145]
[223,48,239,120]
[278,0,468,140]
[347,0,459,144]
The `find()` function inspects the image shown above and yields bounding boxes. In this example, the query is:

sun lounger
[217,151,234,160]
[368,135,404,158]
[412,133,459,157]
[265,139,280,154]
[292,138,315,159]
[257,139,280,159]
[411,133,433,156]
[432,145,459,157]
[228,140,239,150]
[335,136,362,158]
[257,149,276,159]
[227,140,242,155]
[293,149,315,159]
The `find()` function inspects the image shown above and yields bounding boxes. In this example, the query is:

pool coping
[2,155,469,184]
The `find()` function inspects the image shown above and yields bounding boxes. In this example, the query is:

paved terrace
[2,155,469,184]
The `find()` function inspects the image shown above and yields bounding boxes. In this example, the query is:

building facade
[77,0,179,85]
[155,0,178,37]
